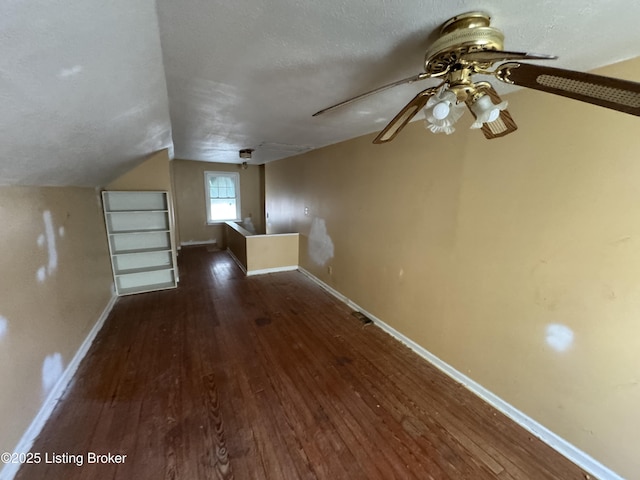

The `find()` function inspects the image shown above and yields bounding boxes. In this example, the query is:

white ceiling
[2,0,640,186]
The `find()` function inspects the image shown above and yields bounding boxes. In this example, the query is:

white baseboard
[0,294,118,480]
[225,248,297,277]
[247,265,298,276]
[225,248,247,275]
[297,267,624,480]
[180,239,217,247]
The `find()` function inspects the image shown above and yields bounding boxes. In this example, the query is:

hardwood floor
[16,246,590,479]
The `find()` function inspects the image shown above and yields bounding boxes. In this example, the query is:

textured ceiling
[2,0,640,186]
[0,0,172,186]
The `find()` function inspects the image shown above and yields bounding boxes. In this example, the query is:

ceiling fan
[313,12,640,143]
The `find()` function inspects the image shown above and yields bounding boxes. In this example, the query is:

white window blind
[204,171,241,222]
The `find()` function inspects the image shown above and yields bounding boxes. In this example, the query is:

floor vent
[351,311,373,326]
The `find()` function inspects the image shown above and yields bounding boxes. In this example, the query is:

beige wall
[225,222,248,270]
[265,57,640,478]
[247,234,299,272]
[106,148,180,262]
[173,159,264,248]
[225,222,299,273]
[0,186,113,455]
[106,149,172,191]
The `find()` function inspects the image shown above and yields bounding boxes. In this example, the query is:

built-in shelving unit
[102,191,177,295]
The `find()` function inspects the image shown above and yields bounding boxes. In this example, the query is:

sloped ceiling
[0,0,173,187]
[1,0,640,186]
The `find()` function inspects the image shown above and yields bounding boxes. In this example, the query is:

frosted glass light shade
[470,93,508,129]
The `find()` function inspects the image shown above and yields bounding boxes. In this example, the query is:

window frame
[203,171,242,224]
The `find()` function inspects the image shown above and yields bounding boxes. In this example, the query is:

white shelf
[113,263,172,277]
[109,228,170,235]
[113,246,172,255]
[103,191,168,211]
[110,231,172,253]
[106,209,169,214]
[102,191,177,296]
[116,269,175,293]
[113,251,173,275]
[117,281,177,296]
[106,211,169,233]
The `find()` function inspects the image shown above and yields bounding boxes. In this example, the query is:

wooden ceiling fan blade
[478,108,518,139]
[495,62,640,116]
[461,51,557,63]
[312,73,431,116]
[372,87,438,144]
[466,85,518,139]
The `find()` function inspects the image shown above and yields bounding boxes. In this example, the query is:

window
[204,171,241,223]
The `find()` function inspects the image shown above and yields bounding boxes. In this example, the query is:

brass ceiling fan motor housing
[424,12,505,76]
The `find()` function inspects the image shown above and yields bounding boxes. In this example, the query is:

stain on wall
[41,353,64,397]
[0,315,7,342]
[308,217,334,266]
[545,324,574,352]
[35,210,62,282]
[0,186,113,458]
[264,58,640,479]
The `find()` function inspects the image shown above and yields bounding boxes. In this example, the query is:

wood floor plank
[271,274,565,479]
[248,275,486,479]
[16,247,592,480]
[248,314,398,479]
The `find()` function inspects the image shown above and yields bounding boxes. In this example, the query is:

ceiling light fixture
[423,85,465,134]
[239,148,253,159]
[468,93,508,129]
[239,148,253,169]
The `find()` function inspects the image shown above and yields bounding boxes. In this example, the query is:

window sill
[207,219,241,225]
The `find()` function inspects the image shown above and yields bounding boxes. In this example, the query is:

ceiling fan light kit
[313,11,640,144]
[469,93,508,129]
[424,85,465,134]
